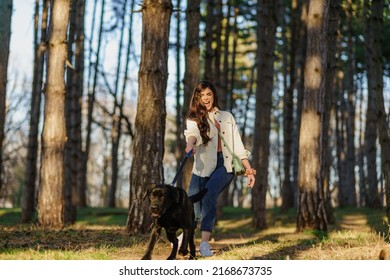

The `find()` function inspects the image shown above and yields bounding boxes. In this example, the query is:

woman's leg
[188,173,209,223]
[201,230,211,242]
[198,154,233,257]
[200,154,234,233]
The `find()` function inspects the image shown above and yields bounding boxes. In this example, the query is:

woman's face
[199,87,214,111]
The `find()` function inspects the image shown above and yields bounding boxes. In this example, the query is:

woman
[184,80,256,257]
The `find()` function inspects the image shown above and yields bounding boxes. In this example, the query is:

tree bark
[181,0,200,191]
[213,0,223,107]
[368,0,389,217]
[38,0,71,228]
[322,0,340,224]
[126,0,172,234]
[296,0,329,232]
[281,0,298,211]
[363,0,381,208]
[337,0,356,207]
[0,0,12,195]
[22,0,49,223]
[204,0,215,81]
[64,0,85,222]
[252,0,277,229]
[292,0,308,200]
[221,0,232,111]
[174,0,183,188]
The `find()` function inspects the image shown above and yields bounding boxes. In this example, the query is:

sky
[9,0,182,115]
[9,1,35,82]
[7,0,185,197]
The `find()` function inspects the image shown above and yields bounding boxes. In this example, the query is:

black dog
[141,183,207,260]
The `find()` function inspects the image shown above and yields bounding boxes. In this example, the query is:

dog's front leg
[141,225,161,260]
[166,230,178,260]
[178,228,190,257]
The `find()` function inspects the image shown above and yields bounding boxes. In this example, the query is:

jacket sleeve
[184,119,203,146]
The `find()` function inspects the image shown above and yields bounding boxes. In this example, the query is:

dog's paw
[179,248,189,256]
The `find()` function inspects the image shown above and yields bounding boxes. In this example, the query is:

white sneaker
[199,241,213,257]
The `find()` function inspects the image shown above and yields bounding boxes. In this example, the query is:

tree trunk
[368,0,389,217]
[204,0,215,80]
[281,0,298,211]
[344,67,357,204]
[74,0,86,208]
[221,0,232,111]
[292,0,308,201]
[38,0,71,228]
[363,0,381,209]
[64,0,85,222]
[174,0,183,188]
[322,0,340,224]
[181,0,200,191]
[22,0,49,223]
[228,3,238,112]
[252,0,277,229]
[217,0,231,216]
[0,0,12,195]
[213,0,223,107]
[296,0,329,232]
[338,0,356,207]
[126,0,172,234]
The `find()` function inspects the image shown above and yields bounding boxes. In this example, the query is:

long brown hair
[187,81,220,145]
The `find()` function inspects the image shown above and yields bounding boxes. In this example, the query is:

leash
[171,149,193,186]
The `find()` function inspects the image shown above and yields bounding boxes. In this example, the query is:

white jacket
[184,108,250,177]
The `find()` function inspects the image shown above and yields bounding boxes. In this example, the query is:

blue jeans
[188,152,234,232]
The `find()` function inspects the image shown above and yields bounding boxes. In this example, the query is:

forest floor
[0,206,389,260]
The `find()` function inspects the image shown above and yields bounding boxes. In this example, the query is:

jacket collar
[208,107,220,122]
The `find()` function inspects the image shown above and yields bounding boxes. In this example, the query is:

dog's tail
[188,188,208,203]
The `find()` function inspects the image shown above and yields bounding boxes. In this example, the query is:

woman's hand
[185,136,197,154]
[247,174,255,188]
[185,144,196,154]
[241,158,255,188]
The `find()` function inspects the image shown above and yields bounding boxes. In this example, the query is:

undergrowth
[0,207,388,260]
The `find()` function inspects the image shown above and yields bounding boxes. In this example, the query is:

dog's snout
[150,204,161,218]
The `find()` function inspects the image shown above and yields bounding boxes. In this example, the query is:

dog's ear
[143,183,156,201]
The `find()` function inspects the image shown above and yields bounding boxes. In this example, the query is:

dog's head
[144,184,180,218]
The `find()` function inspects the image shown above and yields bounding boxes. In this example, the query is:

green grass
[0,206,389,260]
[0,208,23,226]
[75,207,128,226]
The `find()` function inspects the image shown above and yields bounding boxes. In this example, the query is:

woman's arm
[184,119,202,151]
[185,136,197,153]
[241,158,255,188]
